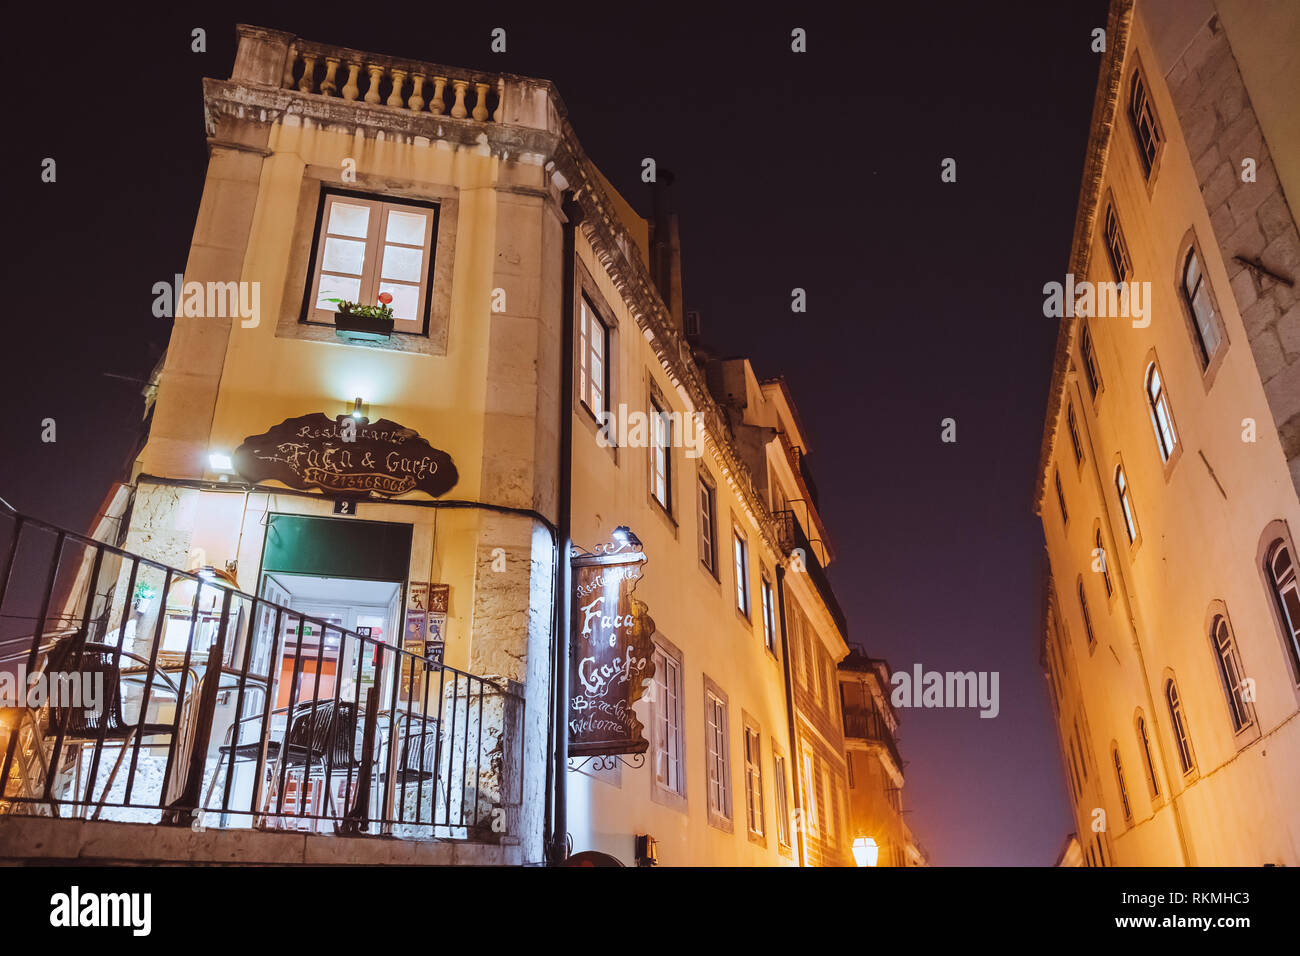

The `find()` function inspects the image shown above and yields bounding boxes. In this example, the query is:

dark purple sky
[2,0,1108,864]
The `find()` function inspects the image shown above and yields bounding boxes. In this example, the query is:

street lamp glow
[852,836,879,867]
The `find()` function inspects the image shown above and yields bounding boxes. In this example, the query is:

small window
[578,297,609,419]
[760,577,777,652]
[1112,745,1132,822]
[705,687,731,822]
[1145,362,1178,462]
[773,753,792,848]
[1095,529,1113,598]
[1165,678,1196,775]
[846,751,855,789]
[305,192,437,334]
[733,528,750,618]
[1055,471,1069,527]
[652,646,685,797]
[1128,68,1163,178]
[1211,615,1254,733]
[698,478,717,573]
[743,724,765,837]
[1182,248,1224,368]
[1137,713,1160,798]
[1066,402,1084,465]
[1080,324,1103,398]
[1078,579,1096,648]
[1115,465,1139,544]
[1267,540,1300,675]
[801,745,820,837]
[649,394,671,511]
[1103,203,1132,282]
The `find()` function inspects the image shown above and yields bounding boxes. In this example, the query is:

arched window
[1078,579,1096,648]
[1210,614,1253,733]
[1112,745,1132,822]
[1165,679,1195,775]
[1266,540,1300,675]
[1182,248,1223,367]
[1095,528,1113,598]
[1136,713,1160,798]
[1145,363,1178,462]
[1115,465,1139,544]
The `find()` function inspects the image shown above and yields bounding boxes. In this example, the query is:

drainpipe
[549,190,583,865]
[776,564,807,867]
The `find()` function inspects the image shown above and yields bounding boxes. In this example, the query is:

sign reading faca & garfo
[568,534,656,758]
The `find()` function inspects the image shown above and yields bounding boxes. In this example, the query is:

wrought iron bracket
[567,753,645,772]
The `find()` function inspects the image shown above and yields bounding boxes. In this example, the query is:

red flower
[378,292,393,305]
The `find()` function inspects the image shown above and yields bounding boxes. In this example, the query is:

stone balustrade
[281,38,504,124]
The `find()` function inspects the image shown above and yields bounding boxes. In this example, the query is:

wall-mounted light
[612,525,642,549]
[208,451,235,474]
[351,397,364,419]
[634,833,658,867]
[852,836,879,867]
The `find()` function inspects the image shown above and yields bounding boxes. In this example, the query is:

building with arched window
[1035,0,1300,865]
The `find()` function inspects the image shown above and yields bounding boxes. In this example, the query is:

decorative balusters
[408,74,426,112]
[364,64,384,104]
[387,69,407,108]
[321,57,340,96]
[450,79,469,119]
[298,53,317,93]
[429,76,448,115]
[342,62,361,101]
[282,45,504,123]
[471,82,490,122]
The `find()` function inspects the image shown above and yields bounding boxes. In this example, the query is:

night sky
[3,0,1110,864]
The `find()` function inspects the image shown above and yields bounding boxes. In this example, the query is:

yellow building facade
[1037,0,1300,866]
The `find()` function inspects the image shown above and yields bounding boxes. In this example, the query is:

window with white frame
[1182,248,1224,368]
[578,297,608,419]
[761,576,777,652]
[1103,202,1132,282]
[1128,67,1163,179]
[1115,464,1139,544]
[1081,323,1103,398]
[773,752,791,848]
[1211,615,1253,734]
[650,393,671,511]
[1078,579,1097,648]
[1145,362,1178,463]
[801,745,819,837]
[1095,528,1113,599]
[306,192,437,334]
[743,723,764,837]
[733,527,750,618]
[1165,678,1196,775]
[1267,540,1300,675]
[698,477,717,574]
[1112,745,1132,823]
[1137,713,1160,798]
[705,685,731,823]
[651,645,685,799]
[1066,402,1084,465]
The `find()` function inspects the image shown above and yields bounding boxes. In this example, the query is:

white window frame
[733,527,750,619]
[704,679,732,828]
[650,642,686,807]
[578,297,609,420]
[773,751,791,849]
[1145,362,1179,463]
[800,744,820,837]
[1115,464,1139,544]
[305,192,436,335]
[698,476,717,574]
[760,576,777,652]
[743,721,765,839]
[650,393,671,512]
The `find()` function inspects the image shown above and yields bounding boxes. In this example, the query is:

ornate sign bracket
[567,753,646,772]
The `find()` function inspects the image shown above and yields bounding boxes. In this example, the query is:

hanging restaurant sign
[569,532,656,758]
[234,413,459,498]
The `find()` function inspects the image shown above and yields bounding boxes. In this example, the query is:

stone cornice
[1032,0,1133,515]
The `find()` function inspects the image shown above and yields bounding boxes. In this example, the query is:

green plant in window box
[327,292,396,342]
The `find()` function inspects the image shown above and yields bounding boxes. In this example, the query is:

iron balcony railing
[0,503,522,842]
[843,707,903,772]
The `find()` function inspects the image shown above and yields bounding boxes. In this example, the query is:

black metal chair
[264,700,363,824]
[41,638,184,818]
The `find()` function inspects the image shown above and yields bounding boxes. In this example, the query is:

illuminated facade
[1037,0,1300,866]
[0,25,873,867]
